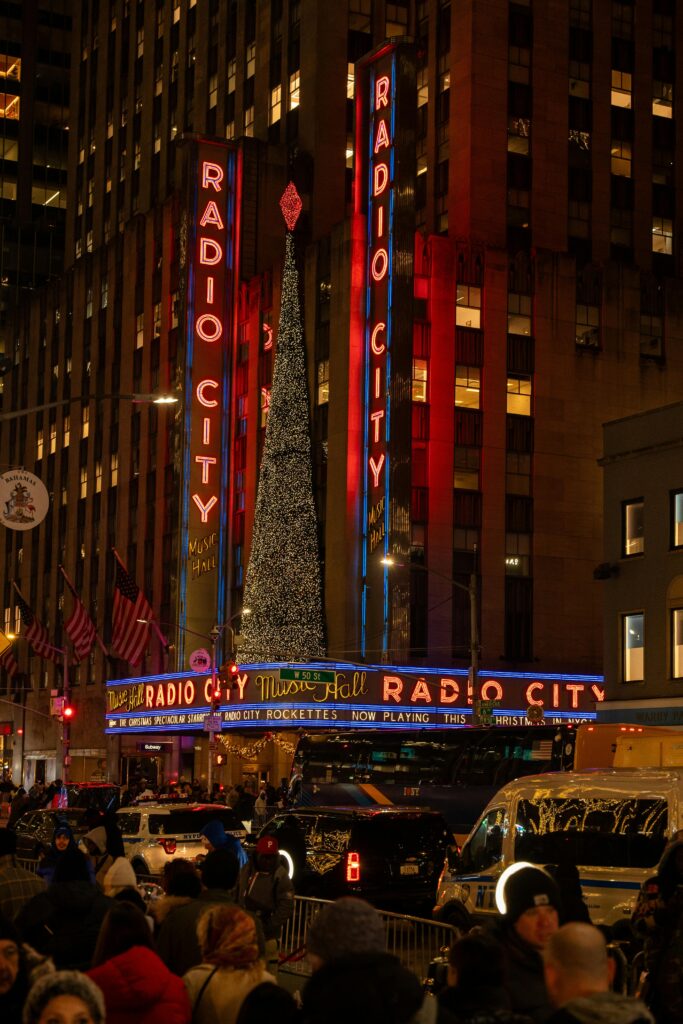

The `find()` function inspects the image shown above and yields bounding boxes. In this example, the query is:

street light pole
[0,391,178,422]
[382,555,482,723]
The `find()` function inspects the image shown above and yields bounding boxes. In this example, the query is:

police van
[433,768,680,930]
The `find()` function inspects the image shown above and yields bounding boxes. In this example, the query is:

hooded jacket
[14,878,114,970]
[88,945,191,1024]
[547,992,654,1024]
[199,821,247,867]
[487,920,553,1024]
[37,823,95,885]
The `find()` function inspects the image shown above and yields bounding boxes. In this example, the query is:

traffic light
[62,704,75,720]
[211,682,222,711]
[228,660,239,688]
[213,752,226,767]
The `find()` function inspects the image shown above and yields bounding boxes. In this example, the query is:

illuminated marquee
[179,140,239,656]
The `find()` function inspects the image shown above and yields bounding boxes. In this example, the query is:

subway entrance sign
[279,668,335,684]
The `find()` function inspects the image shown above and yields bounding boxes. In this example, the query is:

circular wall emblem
[189,647,212,673]
[0,470,49,531]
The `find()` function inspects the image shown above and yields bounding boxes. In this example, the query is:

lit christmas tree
[239,184,326,663]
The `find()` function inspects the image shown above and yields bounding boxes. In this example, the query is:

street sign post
[279,668,335,683]
[203,713,222,733]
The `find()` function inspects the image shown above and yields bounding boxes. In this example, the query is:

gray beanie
[23,971,105,1024]
[307,897,386,963]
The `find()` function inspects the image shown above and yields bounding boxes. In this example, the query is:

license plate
[400,863,419,875]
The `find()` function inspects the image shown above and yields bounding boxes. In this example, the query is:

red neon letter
[196,379,219,407]
[369,453,385,487]
[371,248,388,282]
[202,161,223,191]
[206,277,214,303]
[263,323,273,350]
[410,679,432,704]
[525,681,544,706]
[481,680,503,702]
[374,118,390,154]
[439,678,460,704]
[375,367,381,399]
[196,314,223,342]
[371,322,386,354]
[375,75,390,110]
[376,206,384,238]
[370,409,384,442]
[373,163,389,197]
[199,200,225,228]
[591,684,605,702]
[195,455,217,484]
[200,238,223,265]
[383,675,403,702]
[566,683,585,709]
[192,493,218,522]
[203,418,211,444]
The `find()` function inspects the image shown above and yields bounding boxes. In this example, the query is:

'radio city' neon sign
[191,159,229,525]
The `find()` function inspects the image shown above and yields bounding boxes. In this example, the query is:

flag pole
[58,561,107,655]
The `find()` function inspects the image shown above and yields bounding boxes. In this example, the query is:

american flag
[111,556,153,665]
[14,587,60,662]
[64,591,98,662]
[0,635,17,679]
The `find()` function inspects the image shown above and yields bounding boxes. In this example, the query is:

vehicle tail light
[346,851,360,883]
[158,838,177,855]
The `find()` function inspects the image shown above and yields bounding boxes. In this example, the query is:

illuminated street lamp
[381,555,481,724]
[0,390,178,422]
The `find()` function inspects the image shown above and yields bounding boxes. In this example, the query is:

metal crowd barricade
[16,857,39,874]
[278,895,455,982]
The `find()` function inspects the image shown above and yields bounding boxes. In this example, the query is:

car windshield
[148,809,242,836]
[358,814,451,853]
[514,796,668,868]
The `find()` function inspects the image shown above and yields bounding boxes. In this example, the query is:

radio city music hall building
[2,1,683,785]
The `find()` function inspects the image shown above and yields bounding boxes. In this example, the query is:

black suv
[257,806,452,914]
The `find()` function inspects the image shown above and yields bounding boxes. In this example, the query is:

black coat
[14,880,113,971]
[439,984,533,1024]
[486,922,553,1024]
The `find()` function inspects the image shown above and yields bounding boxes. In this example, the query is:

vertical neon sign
[178,140,239,661]
[356,43,416,662]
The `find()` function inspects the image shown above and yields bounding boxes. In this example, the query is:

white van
[434,768,678,930]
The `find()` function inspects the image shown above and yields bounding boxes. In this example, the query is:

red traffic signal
[228,661,239,681]
[62,704,75,719]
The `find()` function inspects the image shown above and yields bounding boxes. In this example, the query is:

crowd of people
[0,793,679,1024]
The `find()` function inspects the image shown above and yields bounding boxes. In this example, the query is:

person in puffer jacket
[87,902,191,1024]
[543,923,653,1024]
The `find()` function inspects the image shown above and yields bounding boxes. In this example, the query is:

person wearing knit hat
[183,905,274,1024]
[81,827,115,888]
[22,970,105,1024]
[102,857,138,897]
[487,864,562,1023]
[306,897,386,971]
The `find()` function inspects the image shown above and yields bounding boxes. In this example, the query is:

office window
[506,452,531,495]
[569,200,590,239]
[63,416,70,447]
[507,374,532,416]
[36,429,44,461]
[672,609,683,679]
[81,407,89,439]
[95,461,102,493]
[576,304,600,348]
[412,359,428,402]
[505,533,530,576]
[136,313,144,348]
[611,140,631,177]
[611,70,631,108]
[209,74,218,108]
[417,67,428,108]
[455,366,480,409]
[227,60,236,93]
[456,285,481,329]
[246,42,256,78]
[623,499,644,556]
[640,313,662,359]
[347,62,355,100]
[80,467,88,499]
[316,359,329,405]
[269,85,281,125]
[652,218,673,255]
[289,70,300,110]
[244,107,254,136]
[653,81,673,119]
[623,612,644,682]
[49,423,57,455]
[671,491,683,548]
[110,452,118,486]
[454,449,480,490]
[508,293,532,335]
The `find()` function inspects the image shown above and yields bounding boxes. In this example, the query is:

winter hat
[197,905,260,968]
[199,819,229,849]
[256,835,278,855]
[307,897,386,963]
[82,826,107,854]
[23,971,105,1024]
[499,865,561,923]
[102,857,137,896]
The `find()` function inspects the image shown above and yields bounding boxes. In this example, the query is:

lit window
[153,303,161,337]
[137,27,144,57]
[505,533,530,576]
[623,500,644,556]
[623,612,644,682]
[170,292,179,329]
[412,359,428,402]
[95,460,102,493]
[347,62,355,100]
[653,81,673,119]
[49,422,57,455]
[136,313,144,348]
[316,359,329,405]
[269,85,282,126]
[508,116,530,155]
[671,491,683,548]
[80,467,88,499]
[417,67,428,108]
[85,287,93,319]
[260,387,271,427]
[63,415,70,447]
[455,365,480,409]
[0,56,21,80]
[652,217,673,255]
[226,122,235,141]
[508,293,532,335]
[346,135,354,169]
[454,448,480,490]
[36,429,44,461]
[456,284,481,329]
[611,139,631,178]
[610,70,632,108]
[289,70,300,110]
[227,60,236,94]
[82,407,89,439]
[244,107,254,137]
[101,279,108,309]
[110,452,118,486]
[576,304,599,348]
[134,142,141,170]
[672,609,683,678]
[0,93,19,119]
[209,74,218,108]
[246,42,256,78]
[506,374,532,416]
[506,452,531,495]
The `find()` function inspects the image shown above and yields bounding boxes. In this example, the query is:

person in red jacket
[87,902,191,1024]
